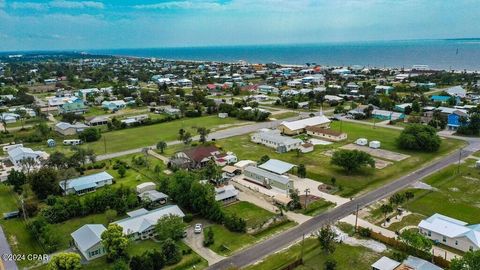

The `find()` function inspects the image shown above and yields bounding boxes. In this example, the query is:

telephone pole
[354,204,359,232]
[304,188,310,209]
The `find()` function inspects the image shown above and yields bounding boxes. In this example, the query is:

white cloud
[10,2,47,11]
[134,1,223,10]
[49,0,104,9]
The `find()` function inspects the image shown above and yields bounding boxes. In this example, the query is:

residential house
[375,85,394,94]
[258,85,279,94]
[305,126,347,141]
[430,95,459,105]
[170,145,221,169]
[113,205,185,240]
[87,116,109,126]
[215,184,239,205]
[447,110,468,130]
[394,103,412,113]
[136,182,169,205]
[251,129,303,153]
[418,213,480,252]
[0,113,19,123]
[445,85,467,98]
[55,122,89,136]
[59,171,114,195]
[120,114,149,126]
[371,255,442,270]
[244,166,294,194]
[7,146,48,167]
[102,100,126,111]
[58,100,88,115]
[176,78,192,87]
[71,224,107,261]
[372,110,405,121]
[278,115,331,135]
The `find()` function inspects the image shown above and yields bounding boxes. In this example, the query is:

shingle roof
[182,146,219,163]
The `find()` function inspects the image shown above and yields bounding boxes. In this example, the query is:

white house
[418,213,480,252]
[59,171,114,195]
[215,184,239,204]
[71,224,107,261]
[251,129,303,153]
[113,205,185,240]
[7,146,48,168]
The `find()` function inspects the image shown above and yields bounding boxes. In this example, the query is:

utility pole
[354,204,359,232]
[304,188,310,209]
[457,148,463,174]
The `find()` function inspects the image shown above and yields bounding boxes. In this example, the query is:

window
[455,240,458,246]
[428,231,431,236]
[470,246,474,251]
[443,236,446,243]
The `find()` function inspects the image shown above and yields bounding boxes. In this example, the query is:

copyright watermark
[1,254,49,262]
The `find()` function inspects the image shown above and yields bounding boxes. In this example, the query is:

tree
[47,152,69,169]
[288,189,302,210]
[29,167,60,200]
[105,209,117,223]
[259,155,270,165]
[19,157,37,173]
[197,127,210,144]
[330,149,375,173]
[389,193,405,206]
[6,169,27,193]
[101,224,129,261]
[47,252,82,270]
[450,250,480,270]
[297,164,307,178]
[203,227,215,247]
[78,128,101,142]
[182,132,192,145]
[399,230,432,253]
[162,238,182,265]
[318,225,337,254]
[155,214,187,241]
[330,177,336,186]
[117,165,127,178]
[129,254,153,270]
[404,191,414,201]
[380,204,393,225]
[397,124,441,152]
[324,258,337,270]
[156,141,167,153]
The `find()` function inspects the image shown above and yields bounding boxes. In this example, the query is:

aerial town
[0,53,479,270]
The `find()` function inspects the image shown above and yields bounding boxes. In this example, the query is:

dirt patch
[323,150,392,169]
[341,144,410,161]
[299,195,320,208]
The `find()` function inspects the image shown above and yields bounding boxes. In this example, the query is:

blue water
[89,39,480,70]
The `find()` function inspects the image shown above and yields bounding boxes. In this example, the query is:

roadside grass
[208,220,296,256]
[244,238,383,270]
[297,199,335,216]
[5,117,45,128]
[270,112,299,120]
[212,121,464,197]
[223,201,275,228]
[55,213,110,250]
[0,185,44,268]
[403,158,480,224]
[82,115,244,154]
[387,213,427,232]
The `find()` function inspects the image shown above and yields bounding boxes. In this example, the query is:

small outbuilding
[369,141,381,149]
[356,138,368,146]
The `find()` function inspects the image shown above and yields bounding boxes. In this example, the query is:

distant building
[170,145,221,169]
[55,122,89,136]
[86,116,109,126]
[278,115,331,135]
[71,224,107,261]
[136,182,168,205]
[102,100,126,111]
[445,85,466,98]
[375,85,394,95]
[447,110,468,130]
[305,126,347,141]
[59,171,114,195]
[372,110,405,121]
[7,145,48,168]
[244,166,293,194]
[251,129,303,153]
[371,255,442,270]
[58,100,88,115]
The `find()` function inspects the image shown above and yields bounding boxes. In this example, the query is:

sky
[0,0,479,51]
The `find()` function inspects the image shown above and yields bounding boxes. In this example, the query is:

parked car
[194,223,203,234]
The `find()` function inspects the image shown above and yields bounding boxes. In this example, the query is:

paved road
[208,143,480,269]
[0,226,18,270]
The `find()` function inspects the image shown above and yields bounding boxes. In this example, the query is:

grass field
[387,213,426,232]
[270,112,299,120]
[403,158,480,224]
[83,115,245,154]
[244,238,383,270]
[223,201,275,228]
[297,198,336,216]
[212,121,464,197]
[208,220,296,256]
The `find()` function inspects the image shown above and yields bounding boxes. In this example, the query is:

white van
[63,139,82,146]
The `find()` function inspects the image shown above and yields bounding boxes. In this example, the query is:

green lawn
[244,238,383,270]
[403,158,480,224]
[387,213,426,232]
[223,201,275,228]
[83,115,245,154]
[213,121,464,197]
[297,199,336,216]
[208,220,296,256]
[55,213,110,250]
[270,112,299,120]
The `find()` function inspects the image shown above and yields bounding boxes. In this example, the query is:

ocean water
[89,39,480,71]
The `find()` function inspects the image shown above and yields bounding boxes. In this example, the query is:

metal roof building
[259,159,296,175]
[59,171,114,195]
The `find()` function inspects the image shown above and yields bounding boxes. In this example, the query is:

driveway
[287,175,350,205]
[0,225,18,270]
[183,225,225,266]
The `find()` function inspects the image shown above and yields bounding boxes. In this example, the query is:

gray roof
[71,224,106,252]
[259,159,296,175]
[404,256,442,270]
[371,256,401,270]
[55,121,89,130]
[253,130,302,146]
[215,185,239,201]
[59,171,113,191]
[139,190,169,202]
[244,166,291,185]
